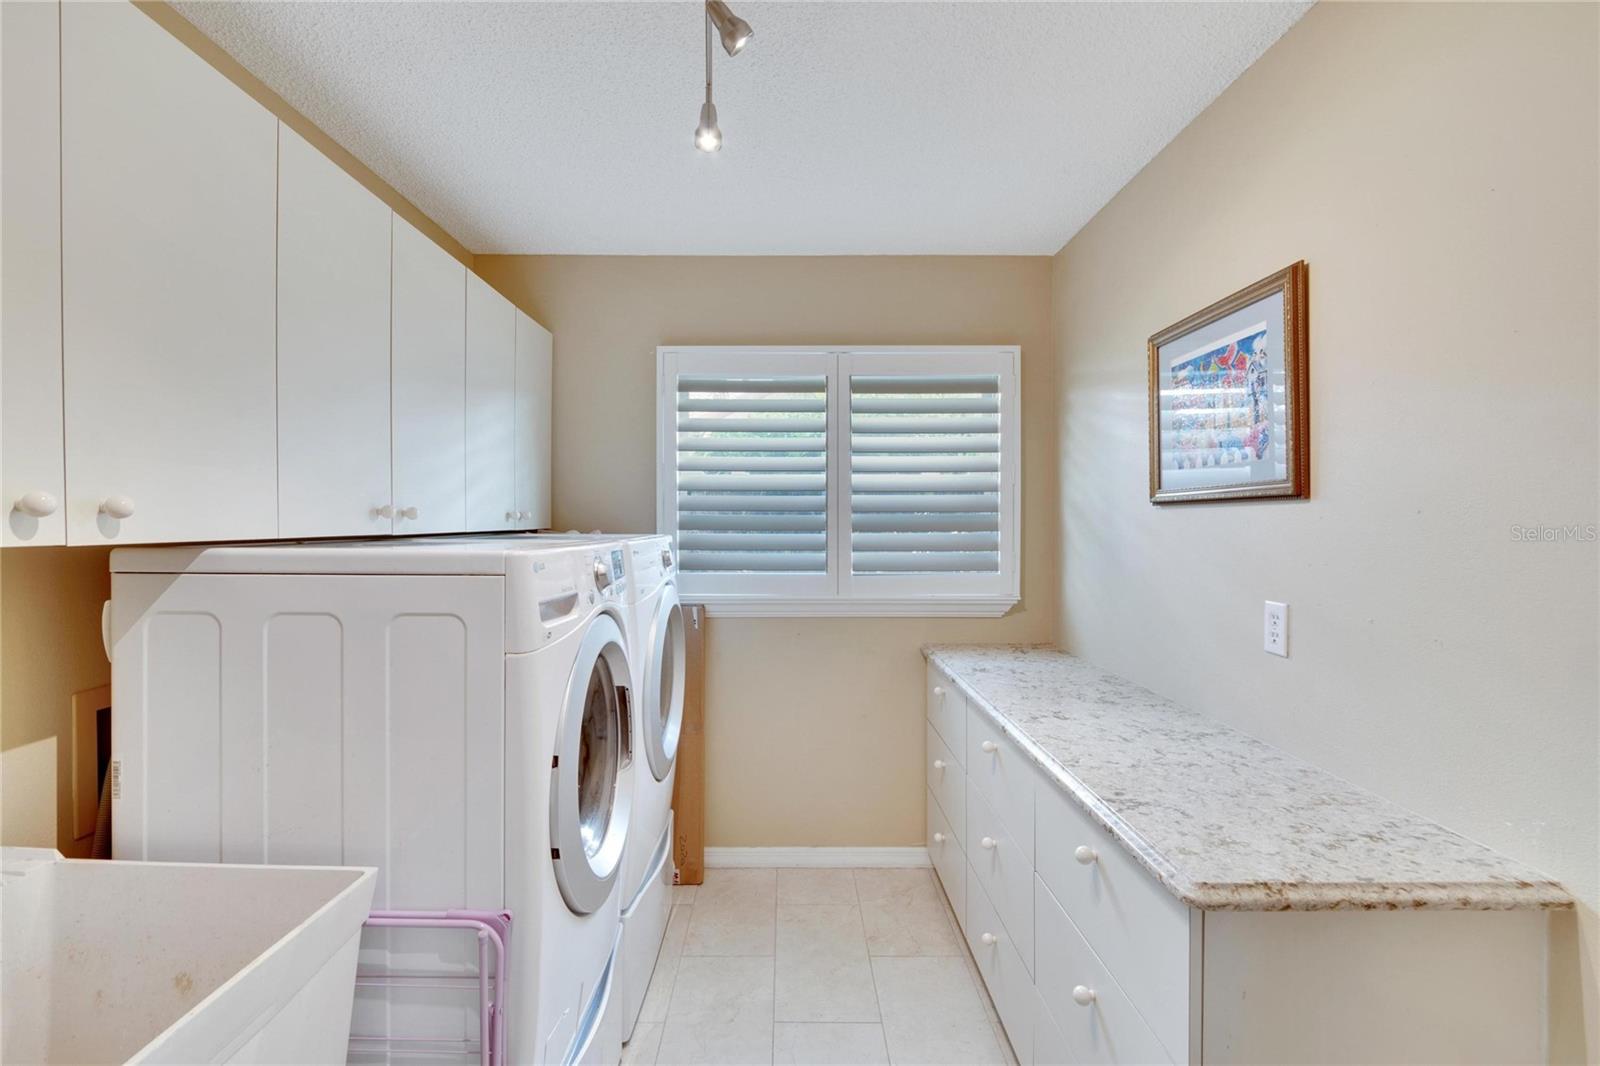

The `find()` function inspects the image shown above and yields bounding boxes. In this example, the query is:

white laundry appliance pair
[108,534,664,1065]
[542,534,685,1045]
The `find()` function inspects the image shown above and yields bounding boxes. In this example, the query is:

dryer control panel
[592,548,628,604]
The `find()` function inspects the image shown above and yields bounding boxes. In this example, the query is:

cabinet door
[514,311,553,529]
[465,273,517,531]
[1,0,64,546]
[391,216,467,534]
[277,125,394,538]
[61,1,278,545]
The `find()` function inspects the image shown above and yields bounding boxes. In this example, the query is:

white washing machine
[108,535,638,1065]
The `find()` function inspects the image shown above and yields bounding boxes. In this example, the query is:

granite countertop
[923,644,1570,912]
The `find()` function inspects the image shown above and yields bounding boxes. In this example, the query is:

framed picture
[1147,261,1309,503]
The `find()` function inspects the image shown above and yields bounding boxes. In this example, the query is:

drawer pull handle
[1074,845,1098,865]
[980,932,998,946]
[933,685,945,698]
[933,832,946,844]
[1072,985,1097,1007]
[981,740,998,754]
[980,836,997,850]
[932,759,946,771]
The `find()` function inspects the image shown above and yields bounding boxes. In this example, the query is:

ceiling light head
[695,100,722,152]
[706,0,753,56]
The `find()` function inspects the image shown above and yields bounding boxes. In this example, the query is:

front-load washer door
[642,585,685,782]
[552,610,634,915]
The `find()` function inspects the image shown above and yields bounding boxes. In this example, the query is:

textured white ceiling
[174,1,1310,255]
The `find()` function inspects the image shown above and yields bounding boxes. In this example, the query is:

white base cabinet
[926,661,1555,1065]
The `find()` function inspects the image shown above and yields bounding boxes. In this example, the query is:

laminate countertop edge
[922,644,1571,912]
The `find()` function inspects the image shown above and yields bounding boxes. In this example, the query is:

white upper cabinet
[391,216,467,535]
[514,311,554,530]
[8,1,551,548]
[277,125,394,538]
[61,1,278,545]
[2,1,65,546]
[465,274,518,531]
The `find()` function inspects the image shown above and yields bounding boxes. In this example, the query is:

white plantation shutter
[675,374,828,574]
[659,347,1018,612]
[848,374,1002,575]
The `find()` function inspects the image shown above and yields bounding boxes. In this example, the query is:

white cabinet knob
[1072,985,1097,1007]
[932,759,946,771]
[933,685,944,698]
[398,506,418,521]
[98,495,135,520]
[14,491,58,517]
[1074,845,1098,866]
[980,836,997,850]
[981,740,998,754]
[980,932,998,946]
[373,504,394,519]
[932,832,946,844]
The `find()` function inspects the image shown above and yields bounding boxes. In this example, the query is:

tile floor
[623,867,1016,1066]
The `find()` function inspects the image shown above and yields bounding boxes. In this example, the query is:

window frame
[657,345,1021,618]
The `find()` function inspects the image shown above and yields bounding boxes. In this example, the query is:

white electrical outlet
[1264,601,1289,657]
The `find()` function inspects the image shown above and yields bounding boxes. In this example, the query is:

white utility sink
[1,848,375,1064]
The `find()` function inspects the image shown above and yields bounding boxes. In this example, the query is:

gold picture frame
[1147,261,1309,503]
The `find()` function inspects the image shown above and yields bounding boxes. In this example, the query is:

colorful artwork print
[1167,324,1272,470]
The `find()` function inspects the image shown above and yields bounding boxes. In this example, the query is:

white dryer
[613,535,685,1043]
[109,536,638,1065]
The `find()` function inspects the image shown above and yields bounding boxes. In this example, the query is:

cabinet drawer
[926,721,965,846]
[1032,986,1069,1066]
[926,665,965,763]
[966,784,1034,975]
[965,864,1035,1066]
[926,788,964,925]
[1036,784,1189,1060]
[1035,875,1174,1065]
[966,707,1035,865]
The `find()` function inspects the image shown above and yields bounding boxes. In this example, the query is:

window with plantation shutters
[659,347,1019,615]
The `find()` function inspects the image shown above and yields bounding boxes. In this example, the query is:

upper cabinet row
[1,2,551,547]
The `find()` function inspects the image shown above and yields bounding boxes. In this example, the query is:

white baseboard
[703,846,931,869]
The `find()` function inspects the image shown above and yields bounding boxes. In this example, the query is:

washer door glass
[643,590,686,782]
[552,611,634,915]
[578,656,620,858]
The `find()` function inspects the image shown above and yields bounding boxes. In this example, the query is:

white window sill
[687,596,1020,619]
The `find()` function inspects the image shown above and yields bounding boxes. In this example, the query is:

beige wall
[0,548,112,856]
[474,255,1056,847]
[1051,2,1598,1058]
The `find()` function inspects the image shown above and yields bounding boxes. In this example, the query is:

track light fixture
[707,0,753,57]
[694,0,752,153]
